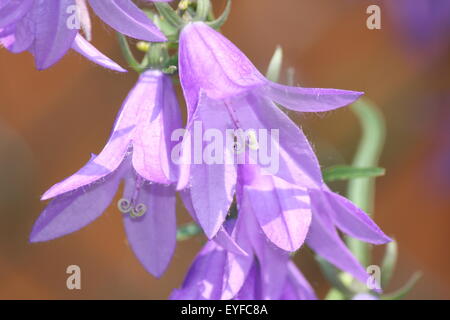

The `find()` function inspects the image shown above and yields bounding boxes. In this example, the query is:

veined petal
[42,72,162,200]
[30,162,123,242]
[5,10,34,53]
[132,72,182,184]
[170,241,227,300]
[259,81,363,112]
[241,165,311,252]
[87,0,166,42]
[234,262,261,300]
[241,199,291,300]
[233,92,323,188]
[184,93,237,239]
[306,189,370,285]
[324,190,392,244]
[71,34,126,72]
[122,173,176,278]
[0,25,15,37]
[179,22,264,118]
[0,0,33,29]
[180,189,246,256]
[32,0,79,70]
[221,214,254,300]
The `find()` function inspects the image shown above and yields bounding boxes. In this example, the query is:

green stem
[117,33,142,73]
[346,99,386,266]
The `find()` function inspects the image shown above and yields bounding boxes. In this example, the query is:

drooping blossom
[0,0,171,70]
[178,22,384,246]
[30,70,182,277]
[175,21,391,285]
[170,214,316,300]
[175,153,391,299]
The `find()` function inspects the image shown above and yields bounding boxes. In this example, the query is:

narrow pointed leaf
[323,165,385,182]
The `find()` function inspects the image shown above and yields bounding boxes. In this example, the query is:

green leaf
[266,46,283,82]
[176,222,202,241]
[206,0,231,29]
[382,272,422,300]
[381,240,398,289]
[322,165,385,182]
[116,33,141,72]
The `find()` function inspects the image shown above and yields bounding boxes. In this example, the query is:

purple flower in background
[0,0,170,70]
[170,214,316,300]
[176,22,365,243]
[386,0,450,58]
[30,70,182,277]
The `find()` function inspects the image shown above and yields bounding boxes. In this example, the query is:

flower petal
[180,190,246,256]
[260,81,363,112]
[0,0,33,29]
[241,199,291,300]
[88,0,166,42]
[182,93,237,239]
[233,92,323,189]
[30,163,123,242]
[4,9,34,53]
[122,175,176,278]
[132,72,182,184]
[221,214,254,300]
[306,189,370,285]
[71,34,126,72]
[234,261,261,300]
[241,165,311,252]
[179,22,264,118]
[170,241,226,300]
[42,72,164,200]
[32,0,78,69]
[324,190,392,244]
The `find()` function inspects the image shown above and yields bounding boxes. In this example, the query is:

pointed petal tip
[176,180,186,191]
[28,226,53,243]
[40,191,53,201]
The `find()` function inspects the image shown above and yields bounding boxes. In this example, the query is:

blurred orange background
[0,0,449,299]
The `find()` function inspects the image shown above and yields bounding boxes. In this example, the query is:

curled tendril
[117,199,147,218]
[130,203,147,218]
[118,198,133,214]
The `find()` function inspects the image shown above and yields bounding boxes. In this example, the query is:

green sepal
[206,0,231,29]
